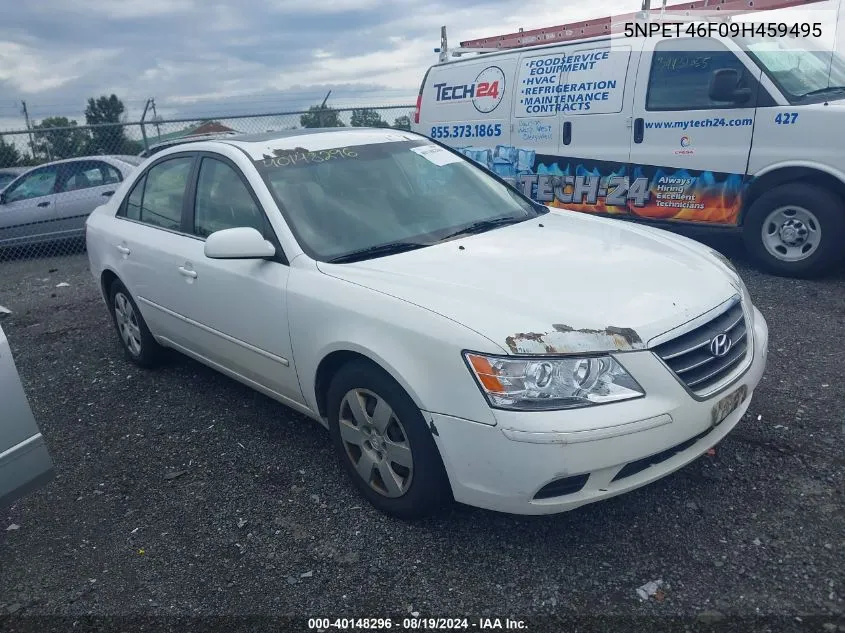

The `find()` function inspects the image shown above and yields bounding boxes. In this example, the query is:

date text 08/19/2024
[307,617,528,630]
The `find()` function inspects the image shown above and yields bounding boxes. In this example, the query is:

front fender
[287,264,505,427]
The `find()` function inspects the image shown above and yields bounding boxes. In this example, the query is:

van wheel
[108,280,162,368]
[326,360,451,520]
[743,183,845,278]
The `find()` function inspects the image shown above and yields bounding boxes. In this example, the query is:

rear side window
[118,157,192,231]
[60,161,122,192]
[647,38,757,110]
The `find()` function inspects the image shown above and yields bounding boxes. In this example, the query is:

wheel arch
[99,268,121,305]
[742,164,845,225]
[313,346,428,423]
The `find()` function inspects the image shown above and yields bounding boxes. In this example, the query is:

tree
[392,115,411,131]
[0,137,21,168]
[85,94,135,155]
[350,108,389,128]
[300,104,345,128]
[32,117,90,160]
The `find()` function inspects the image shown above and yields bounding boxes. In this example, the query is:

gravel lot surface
[0,236,843,632]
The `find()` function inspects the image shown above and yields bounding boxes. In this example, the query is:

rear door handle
[37,201,50,208]
[562,121,572,146]
[633,117,645,144]
[116,244,130,255]
[102,191,115,197]
[178,266,197,279]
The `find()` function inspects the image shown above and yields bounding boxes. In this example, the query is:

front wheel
[743,183,845,278]
[326,360,451,520]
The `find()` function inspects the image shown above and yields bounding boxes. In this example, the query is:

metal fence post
[140,98,151,152]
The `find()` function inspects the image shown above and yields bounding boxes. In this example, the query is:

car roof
[216,127,425,161]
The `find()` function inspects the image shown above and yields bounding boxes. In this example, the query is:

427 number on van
[430,124,503,139]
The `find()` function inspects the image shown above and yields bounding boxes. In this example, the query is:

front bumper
[426,306,769,515]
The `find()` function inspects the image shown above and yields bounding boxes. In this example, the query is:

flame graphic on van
[534,158,744,224]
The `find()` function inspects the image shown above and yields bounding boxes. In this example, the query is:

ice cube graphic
[475,148,495,169]
[493,144,518,164]
[492,161,517,180]
[517,149,536,173]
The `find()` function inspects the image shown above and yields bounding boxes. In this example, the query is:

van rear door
[0,324,54,509]
[512,41,639,214]
[628,36,763,224]
[416,57,517,179]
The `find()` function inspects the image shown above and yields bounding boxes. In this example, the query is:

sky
[0,0,842,134]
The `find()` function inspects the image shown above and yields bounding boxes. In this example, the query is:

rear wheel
[108,280,163,368]
[743,183,845,278]
[326,360,451,519]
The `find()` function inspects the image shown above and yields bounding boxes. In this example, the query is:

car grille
[652,297,749,394]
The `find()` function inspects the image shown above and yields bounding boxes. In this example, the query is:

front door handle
[102,191,115,197]
[178,266,198,279]
[37,201,50,208]
[116,244,131,255]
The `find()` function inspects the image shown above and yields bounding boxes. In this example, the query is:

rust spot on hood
[505,325,644,355]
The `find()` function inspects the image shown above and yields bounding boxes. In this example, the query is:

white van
[411,23,845,278]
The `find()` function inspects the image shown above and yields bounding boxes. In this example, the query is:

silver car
[0,167,29,191]
[0,155,142,249]
[0,323,54,509]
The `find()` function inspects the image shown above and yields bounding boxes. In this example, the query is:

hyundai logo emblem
[709,332,733,358]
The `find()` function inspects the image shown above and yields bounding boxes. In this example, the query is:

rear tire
[742,183,845,278]
[326,360,452,520]
[108,279,163,369]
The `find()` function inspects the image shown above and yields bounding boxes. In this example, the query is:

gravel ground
[0,237,843,632]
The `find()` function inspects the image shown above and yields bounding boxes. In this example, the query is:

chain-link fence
[0,104,414,263]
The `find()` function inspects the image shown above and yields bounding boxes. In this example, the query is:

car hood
[316,210,740,355]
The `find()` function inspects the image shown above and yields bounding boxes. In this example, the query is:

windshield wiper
[802,85,845,97]
[326,241,428,264]
[438,216,528,242]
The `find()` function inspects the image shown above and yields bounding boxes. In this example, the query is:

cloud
[0,0,840,132]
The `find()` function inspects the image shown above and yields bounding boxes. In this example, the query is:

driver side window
[647,38,758,110]
[4,166,59,203]
[192,157,267,239]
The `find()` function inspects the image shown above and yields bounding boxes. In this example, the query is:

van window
[647,39,755,111]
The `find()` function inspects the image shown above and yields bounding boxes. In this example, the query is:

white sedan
[85,128,769,519]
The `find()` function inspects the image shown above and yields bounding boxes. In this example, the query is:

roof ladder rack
[444,0,827,53]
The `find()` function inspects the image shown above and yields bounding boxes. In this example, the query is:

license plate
[711,384,748,428]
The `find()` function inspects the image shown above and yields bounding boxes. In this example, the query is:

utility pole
[20,101,37,160]
[319,90,332,127]
[140,98,152,151]
[151,98,161,140]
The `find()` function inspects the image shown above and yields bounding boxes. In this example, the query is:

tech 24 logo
[433,66,506,114]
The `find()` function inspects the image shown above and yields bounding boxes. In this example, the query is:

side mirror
[0,192,6,205]
[709,68,752,105]
[204,227,276,260]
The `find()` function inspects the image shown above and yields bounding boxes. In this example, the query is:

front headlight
[464,352,645,411]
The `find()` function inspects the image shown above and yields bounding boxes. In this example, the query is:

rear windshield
[253,139,541,262]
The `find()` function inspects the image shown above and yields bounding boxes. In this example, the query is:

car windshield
[254,139,544,262]
[740,35,845,101]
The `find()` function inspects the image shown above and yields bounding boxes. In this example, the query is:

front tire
[743,183,845,278]
[108,279,163,369]
[326,360,451,519]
